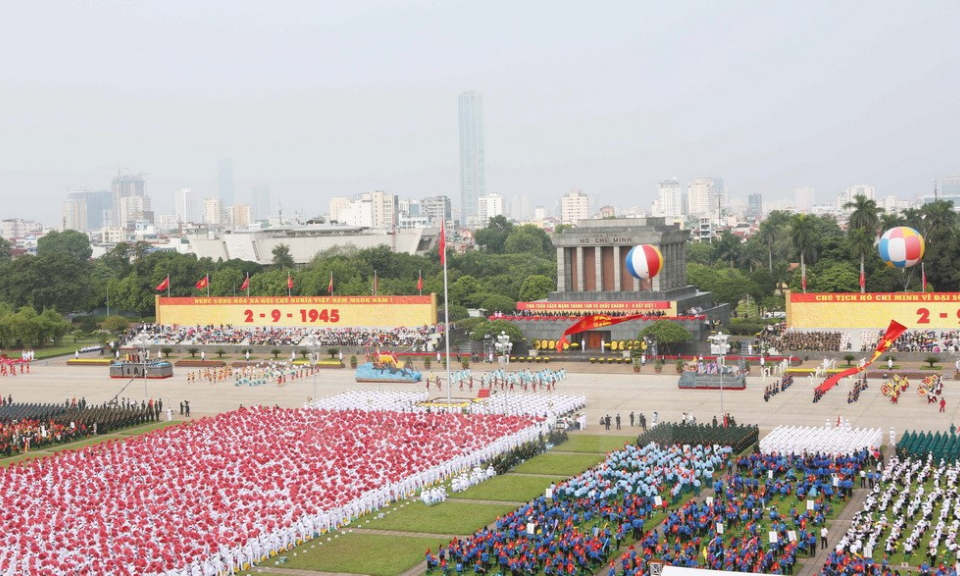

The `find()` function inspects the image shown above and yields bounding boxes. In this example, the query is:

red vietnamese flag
[555,313,648,352]
[195,275,209,290]
[287,273,294,290]
[439,221,446,266]
[859,260,866,292]
[417,271,423,293]
[327,271,334,294]
[239,274,250,292]
[155,276,170,292]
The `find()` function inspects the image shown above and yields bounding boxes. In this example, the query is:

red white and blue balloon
[625,244,664,281]
[878,226,925,269]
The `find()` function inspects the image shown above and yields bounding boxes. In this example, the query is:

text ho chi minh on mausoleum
[503,218,728,355]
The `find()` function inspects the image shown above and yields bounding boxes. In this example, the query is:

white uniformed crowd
[759,424,883,456]
[0,393,553,576]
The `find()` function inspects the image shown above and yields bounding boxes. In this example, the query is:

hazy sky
[2,1,959,226]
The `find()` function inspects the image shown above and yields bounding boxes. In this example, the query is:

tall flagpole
[443,243,452,404]
[418,269,422,296]
[206,274,210,297]
[246,273,250,297]
[166,275,170,298]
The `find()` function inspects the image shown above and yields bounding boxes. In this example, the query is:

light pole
[709,331,729,424]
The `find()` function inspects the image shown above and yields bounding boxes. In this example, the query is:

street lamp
[495,331,513,366]
[709,331,730,424]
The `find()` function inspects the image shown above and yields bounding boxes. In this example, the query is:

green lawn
[28,338,103,360]
[448,473,565,503]
[513,452,607,476]
[562,434,635,454]
[277,532,438,576]
[364,500,515,535]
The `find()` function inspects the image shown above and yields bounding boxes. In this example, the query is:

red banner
[555,314,648,352]
[815,320,908,394]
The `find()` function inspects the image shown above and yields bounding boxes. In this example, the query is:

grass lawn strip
[277,532,441,576]
[562,434,636,454]
[512,452,608,476]
[448,473,566,503]
[363,500,517,535]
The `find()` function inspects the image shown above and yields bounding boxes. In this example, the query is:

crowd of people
[849,375,869,403]
[131,323,442,351]
[0,398,548,575]
[827,455,960,576]
[183,361,326,387]
[763,374,794,402]
[759,328,846,352]
[861,329,960,353]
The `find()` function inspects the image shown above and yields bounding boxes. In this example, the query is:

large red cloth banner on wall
[555,314,647,352]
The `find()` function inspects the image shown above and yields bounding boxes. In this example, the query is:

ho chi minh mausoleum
[505,218,728,355]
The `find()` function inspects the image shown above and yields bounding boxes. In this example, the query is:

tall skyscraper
[62,199,88,231]
[111,174,146,228]
[560,189,590,224]
[175,188,199,223]
[687,177,723,216]
[656,179,684,217]
[747,193,763,218]
[250,184,271,221]
[795,187,815,212]
[458,91,485,225]
[420,195,452,226]
[218,158,234,209]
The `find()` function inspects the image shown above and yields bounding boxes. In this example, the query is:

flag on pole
[922,262,927,292]
[239,274,250,293]
[417,270,423,294]
[287,273,293,290]
[859,260,866,292]
[195,275,209,290]
[327,271,334,295]
[372,270,378,296]
[155,276,170,292]
[801,263,807,292]
[439,221,446,265]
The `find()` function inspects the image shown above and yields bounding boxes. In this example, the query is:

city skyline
[1,2,959,226]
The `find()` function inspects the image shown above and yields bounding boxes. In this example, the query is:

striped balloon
[625,244,664,280]
[878,226,925,268]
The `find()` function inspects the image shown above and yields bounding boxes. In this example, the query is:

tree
[473,216,514,254]
[844,195,882,236]
[847,228,874,293]
[686,242,715,265]
[480,294,516,314]
[37,230,93,262]
[470,320,524,348]
[102,315,130,336]
[790,214,816,291]
[638,320,692,355]
[504,225,553,258]
[0,237,11,263]
[712,231,743,268]
[450,275,483,308]
[271,244,295,269]
[518,275,555,302]
[757,221,777,271]
[438,304,470,323]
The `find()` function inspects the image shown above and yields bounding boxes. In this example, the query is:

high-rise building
[420,195,452,226]
[218,158,234,209]
[560,189,590,224]
[477,193,504,222]
[747,193,763,218]
[175,188,199,223]
[250,184,271,221]
[458,91,485,225]
[363,190,398,229]
[687,177,723,216]
[229,204,253,228]
[118,194,152,228]
[795,187,815,212]
[508,194,531,221]
[656,179,684,218]
[203,198,223,225]
[840,184,875,208]
[62,199,88,232]
[111,174,146,228]
[329,197,351,223]
[533,206,549,221]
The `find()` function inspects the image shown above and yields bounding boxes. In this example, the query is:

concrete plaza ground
[5,356,960,439]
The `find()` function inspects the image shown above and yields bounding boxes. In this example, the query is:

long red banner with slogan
[815,320,908,394]
[555,314,647,352]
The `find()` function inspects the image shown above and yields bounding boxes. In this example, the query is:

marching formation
[0,398,548,575]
